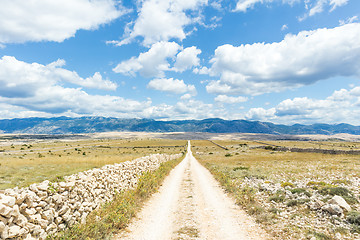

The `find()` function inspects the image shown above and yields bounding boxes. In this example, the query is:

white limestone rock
[37,181,49,192]
[14,213,28,227]
[0,225,9,239]
[42,209,54,222]
[8,224,21,238]
[0,203,13,217]
[0,194,16,207]
[322,204,343,216]
[0,221,5,235]
[328,195,351,212]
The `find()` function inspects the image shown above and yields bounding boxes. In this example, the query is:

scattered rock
[309,200,324,210]
[328,195,351,212]
[335,232,342,240]
[322,204,343,216]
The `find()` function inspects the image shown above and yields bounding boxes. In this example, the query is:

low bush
[233,166,249,171]
[347,211,360,225]
[290,188,311,197]
[269,193,285,203]
[319,186,351,197]
[281,182,295,188]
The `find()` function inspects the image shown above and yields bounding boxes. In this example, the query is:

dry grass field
[251,140,360,151]
[2,134,360,239]
[193,140,360,239]
[0,138,186,189]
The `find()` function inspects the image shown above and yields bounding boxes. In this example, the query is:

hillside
[1,117,360,135]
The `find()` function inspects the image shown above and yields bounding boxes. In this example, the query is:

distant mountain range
[0,117,360,135]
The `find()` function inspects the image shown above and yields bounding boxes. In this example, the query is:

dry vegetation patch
[0,138,186,189]
[194,140,360,240]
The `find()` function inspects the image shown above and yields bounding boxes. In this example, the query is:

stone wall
[0,153,182,239]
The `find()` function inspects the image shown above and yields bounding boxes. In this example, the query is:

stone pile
[0,153,182,239]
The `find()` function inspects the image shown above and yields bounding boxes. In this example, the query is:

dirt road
[115,141,268,240]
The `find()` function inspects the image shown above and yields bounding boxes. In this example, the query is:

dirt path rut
[114,141,269,240]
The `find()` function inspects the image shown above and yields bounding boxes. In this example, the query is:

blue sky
[0,0,360,125]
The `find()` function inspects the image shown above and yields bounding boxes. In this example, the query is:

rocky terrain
[0,153,181,239]
[239,175,360,239]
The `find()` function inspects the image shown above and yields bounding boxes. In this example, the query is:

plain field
[1,135,360,239]
[0,138,186,189]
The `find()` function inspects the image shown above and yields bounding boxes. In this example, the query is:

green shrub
[319,186,351,197]
[233,166,249,171]
[269,192,285,203]
[347,211,360,225]
[332,179,350,185]
[286,200,299,207]
[281,182,295,188]
[307,181,327,189]
[269,208,281,214]
[286,199,310,207]
[307,231,331,240]
[290,188,311,197]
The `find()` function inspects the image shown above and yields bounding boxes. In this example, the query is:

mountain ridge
[0,117,360,135]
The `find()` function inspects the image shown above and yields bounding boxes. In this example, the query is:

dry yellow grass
[193,140,360,239]
[194,140,360,182]
[0,138,186,189]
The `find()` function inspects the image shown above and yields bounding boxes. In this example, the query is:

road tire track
[114,141,269,240]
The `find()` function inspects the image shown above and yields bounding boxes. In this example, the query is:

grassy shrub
[319,186,351,197]
[290,188,311,197]
[264,146,277,151]
[286,199,310,207]
[52,156,183,240]
[332,179,350,185]
[347,211,360,225]
[307,181,327,189]
[233,166,249,171]
[281,182,295,188]
[318,186,358,204]
[307,231,332,240]
[269,191,285,203]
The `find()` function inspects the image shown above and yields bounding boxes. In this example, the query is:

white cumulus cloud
[147,78,197,95]
[0,57,225,120]
[245,85,360,124]
[339,15,358,25]
[206,23,360,96]
[173,46,202,72]
[235,0,272,12]
[234,0,348,20]
[110,0,208,46]
[0,56,117,94]
[142,99,221,120]
[113,42,201,77]
[113,41,181,78]
[214,95,248,104]
[0,56,153,117]
[0,0,124,44]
